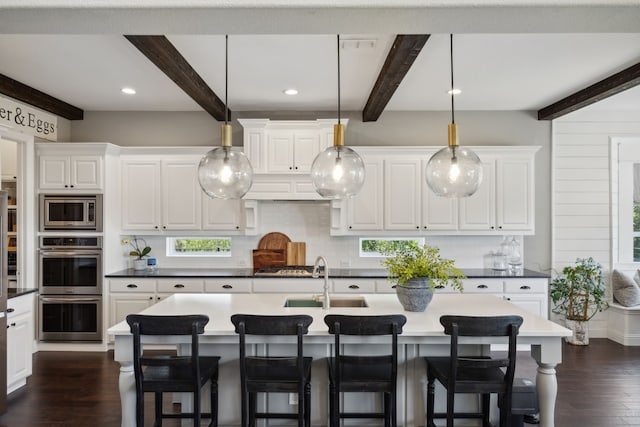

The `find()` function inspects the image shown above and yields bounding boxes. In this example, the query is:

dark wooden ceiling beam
[362,34,430,122]
[0,73,84,120]
[538,61,640,120]
[125,35,228,121]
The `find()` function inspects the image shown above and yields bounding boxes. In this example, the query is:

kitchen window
[359,237,425,257]
[616,138,640,264]
[166,237,231,257]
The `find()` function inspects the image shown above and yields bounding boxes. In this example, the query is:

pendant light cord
[225,34,229,125]
[450,33,455,125]
[337,34,341,125]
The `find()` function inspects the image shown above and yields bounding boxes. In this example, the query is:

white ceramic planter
[133,259,147,270]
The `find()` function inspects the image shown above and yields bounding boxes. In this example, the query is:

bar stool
[425,315,523,427]
[126,314,219,427]
[324,314,407,427]
[231,314,313,427]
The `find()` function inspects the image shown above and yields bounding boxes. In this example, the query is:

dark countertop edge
[105,268,549,279]
[8,287,38,299]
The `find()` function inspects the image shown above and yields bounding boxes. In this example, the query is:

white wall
[553,110,640,338]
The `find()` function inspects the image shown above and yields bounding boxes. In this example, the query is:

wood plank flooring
[0,338,639,426]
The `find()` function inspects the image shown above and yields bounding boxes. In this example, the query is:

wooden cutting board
[258,232,291,250]
[252,249,286,272]
[286,242,306,266]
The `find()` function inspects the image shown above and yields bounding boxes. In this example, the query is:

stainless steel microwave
[39,194,103,231]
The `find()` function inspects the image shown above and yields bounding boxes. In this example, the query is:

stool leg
[210,379,218,427]
[248,392,257,427]
[482,393,491,427]
[155,392,163,427]
[383,392,391,427]
[240,389,247,427]
[329,382,338,427]
[304,381,311,427]
[446,388,455,427]
[426,376,435,427]
[194,387,201,427]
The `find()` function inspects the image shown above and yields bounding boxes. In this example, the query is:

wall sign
[0,95,58,141]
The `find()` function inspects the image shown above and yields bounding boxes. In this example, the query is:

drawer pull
[174,284,185,289]
[348,285,360,289]
[222,284,233,289]
[10,322,16,327]
[126,284,138,289]
[435,285,445,289]
[520,285,531,290]
[391,285,397,289]
[477,284,488,289]
[6,308,14,313]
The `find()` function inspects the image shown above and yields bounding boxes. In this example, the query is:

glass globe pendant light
[425,34,482,198]
[310,35,365,199]
[198,35,253,199]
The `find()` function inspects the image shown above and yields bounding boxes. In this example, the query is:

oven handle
[40,296,102,303]
[39,250,102,256]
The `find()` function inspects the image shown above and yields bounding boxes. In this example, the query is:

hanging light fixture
[425,34,482,198]
[310,35,365,199]
[198,35,253,199]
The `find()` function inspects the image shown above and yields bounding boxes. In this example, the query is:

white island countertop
[108,293,570,427]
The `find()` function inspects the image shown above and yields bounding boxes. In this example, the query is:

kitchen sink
[283,297,368,308]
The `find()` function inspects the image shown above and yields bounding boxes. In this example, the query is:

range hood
[244,174,324,200]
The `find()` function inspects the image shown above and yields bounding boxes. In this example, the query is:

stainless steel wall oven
[38,236,102,342]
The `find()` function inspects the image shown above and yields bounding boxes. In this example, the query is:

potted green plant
[550,257,608,345]
[382,242,465,312]
[128,237,151,270]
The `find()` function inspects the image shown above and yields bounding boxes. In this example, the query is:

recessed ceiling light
[283,89,298,96]
[447,88,461,95]
[121,87,136,95]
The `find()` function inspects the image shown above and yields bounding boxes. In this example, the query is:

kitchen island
[108,293,569,427]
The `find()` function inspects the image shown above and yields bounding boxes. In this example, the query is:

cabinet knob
[416,226,419,229]
[435,285,445,289]
[64,185,69,188]
[126,284,138,289]
[154,225,159,229]
[148,296,153,300]
[520,285,531,290]
[490,226,495,230]
[477,284,488,289]
[6,308,14,313]
[235,226,240,230]
[222,284,233,289]
[289,166,293,170]
[423,226,427,229]
[70,185,74,188]
[174,284,185,289]
[162,226,166,229]
[348,226,352,229]
[348,284,360,289]
[156,296,161,300]
[294,166,298,170]
[10,322,15,327]
[498,225,503,229]
[506,297,511,301]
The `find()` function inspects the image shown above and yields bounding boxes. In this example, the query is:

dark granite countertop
[8,287,38,299]
[106,268,548,279]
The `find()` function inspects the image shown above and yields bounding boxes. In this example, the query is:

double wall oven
[38,236,102,342]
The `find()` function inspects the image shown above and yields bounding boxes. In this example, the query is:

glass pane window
[359,237,425,257]
[166,237,232,257]
[634,164,640,262]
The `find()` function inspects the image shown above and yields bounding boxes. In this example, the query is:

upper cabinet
[120,151,257,234]
[36,143,108,192]
[239,118,343,200]
[332,146,539,236]
[0,139,18,180]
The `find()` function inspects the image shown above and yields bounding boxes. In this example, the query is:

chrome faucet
[312,255,330,309]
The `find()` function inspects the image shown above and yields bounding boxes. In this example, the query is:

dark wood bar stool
[324,314,407,427]
[230,314,313,427]
[425,315,523,427]
[126,314,219,427]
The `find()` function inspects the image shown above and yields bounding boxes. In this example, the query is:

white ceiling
[0,1,639,116]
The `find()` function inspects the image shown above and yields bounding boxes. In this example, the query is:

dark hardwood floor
[1,338,639,426]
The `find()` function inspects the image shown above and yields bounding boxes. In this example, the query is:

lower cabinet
[108,279,157,335]
[7,292,35,394]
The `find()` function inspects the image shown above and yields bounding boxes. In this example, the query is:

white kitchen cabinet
[266,130,323,173]
[459,154,535,233]
[205,278,252,293]
[385,157,422,230]
[202,198,243,231]
[7,292,34,394]
[421,159,459,231]
[346,156,384,231]
[39,155,103,191]
[122,157,202,231]
[503,278,548,318]
[252,278,323,294]
[0,139,18,180]
[108,279,157,333]
[156,278,204,293]
[332,279,376,293]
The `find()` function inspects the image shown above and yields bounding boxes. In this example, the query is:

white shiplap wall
[553,110,640,338]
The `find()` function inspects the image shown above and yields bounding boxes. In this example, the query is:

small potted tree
[128,237,151,270]
[382,242,464,312]
[550,257,608,345]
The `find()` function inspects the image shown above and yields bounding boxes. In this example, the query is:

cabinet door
[161,160,201,230]
[421,159,458,230]
[39,156,69,189]
[121,159,162,230]
[384,158,421,230]
[202,198,243,230]
[496,157,534,232]
[7,311,32,390]
[70,156,102,190]
[504,294,547,318]
[0,139,18,180]
[292,131,322,172]
[347,157,383,231]
[267,131,295,172]
[458,160,495,231]
[108,294,155,329]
